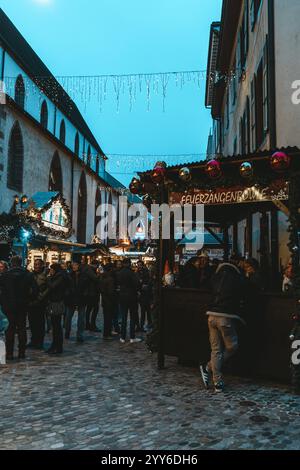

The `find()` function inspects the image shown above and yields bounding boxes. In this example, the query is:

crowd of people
[178,252,263,293]
[0,256,155,361]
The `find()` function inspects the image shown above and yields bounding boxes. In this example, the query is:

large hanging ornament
[205,159,222,179]
[129,177,142,195]
[151,161,167,184]
[270,152,291,172]
[179,167,191,182]
[240,161,253,179]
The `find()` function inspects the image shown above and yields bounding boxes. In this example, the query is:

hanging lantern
[179,167,191,182]
[129,177,142,195]
[151,161,167,184]
[270,152,291,172]
[240,161,253,179]
[205,159,222,179]
[142,194,152,209]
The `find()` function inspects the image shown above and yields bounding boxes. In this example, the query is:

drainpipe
[268,0,277,149]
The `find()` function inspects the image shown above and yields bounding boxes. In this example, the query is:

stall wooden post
[157,186,168,370]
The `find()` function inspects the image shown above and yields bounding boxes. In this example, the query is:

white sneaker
[130,338,142,344]
[120,338,126,344]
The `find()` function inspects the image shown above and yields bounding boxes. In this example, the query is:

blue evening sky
[1,0,222,185]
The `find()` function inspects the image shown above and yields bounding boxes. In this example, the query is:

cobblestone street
[1,329,300,451]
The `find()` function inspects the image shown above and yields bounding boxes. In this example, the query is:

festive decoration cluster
[130,152,292,205]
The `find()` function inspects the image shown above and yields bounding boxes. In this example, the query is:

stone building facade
[0,8,122,246]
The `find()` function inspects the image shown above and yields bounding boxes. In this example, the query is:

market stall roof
[26,192,59,210]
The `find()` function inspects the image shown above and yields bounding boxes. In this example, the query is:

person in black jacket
[136,261,153,331]
[65,262,89,343]
[44,263,67,354]
[100,263,115,339]
[27,259,48,350]
[200,256,245,393]
[117,259,141,344]
[0,256,37,360]
[179,257,200,289]
[84,262,101,332]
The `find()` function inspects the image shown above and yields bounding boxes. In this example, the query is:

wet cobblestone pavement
[1,331,300,450]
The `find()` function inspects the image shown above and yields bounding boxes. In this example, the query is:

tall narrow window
[262,41,269,133]
[15,75,25,109]
[59,119,66,144]
[74,132,79,156]
[87,145,91,167]
[49,151,63,194]
[255,59,264,148]
[95,187,102,234]
[7,121,24,192]
[40,100,48,129]
[77,172,87,244]
[95,154,100,175]
[243,0,249,60]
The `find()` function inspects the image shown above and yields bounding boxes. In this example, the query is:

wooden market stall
[137,148,300,382]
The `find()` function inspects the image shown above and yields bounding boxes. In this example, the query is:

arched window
[59,119,66,144]
[15,75,25,109]
[77,172,87,243]
[40,100,48,129]
[87,145,91,167]
[7,122,24,192]
[74,132,79,156]
[95,187,102,234]
[49,151,63,194]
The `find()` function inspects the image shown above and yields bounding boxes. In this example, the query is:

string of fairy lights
[4,67,242,112]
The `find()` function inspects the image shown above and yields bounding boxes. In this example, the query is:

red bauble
[270,152,290,172]
[151,163,166,184]
[129,177,142,195]
[205,159,222,179]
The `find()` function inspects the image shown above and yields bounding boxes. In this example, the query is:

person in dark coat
[136,260,153,331]
[112,260,122,335]
[84,262,101,332]
[100,263,115,340]
[27,259,48,350]
[65,262,89,343]
[179,257,200,289]
[0,256,37,360]
[117,259,141,343]
[200,256,246,393]
[42,263,67,354]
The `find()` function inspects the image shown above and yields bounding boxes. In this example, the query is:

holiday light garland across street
[4,67,242,113]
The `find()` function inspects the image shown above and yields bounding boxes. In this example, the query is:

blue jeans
[65,305,86,340]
